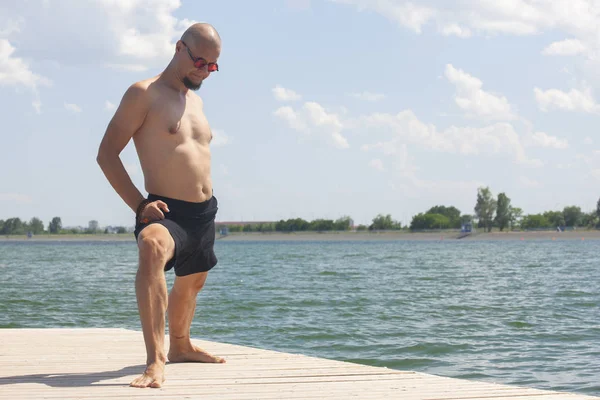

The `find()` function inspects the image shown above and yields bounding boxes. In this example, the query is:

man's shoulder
[121,77,160,108]
[126,77,157,96]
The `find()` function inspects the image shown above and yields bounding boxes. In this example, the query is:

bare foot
[168,343,226,364]
[129,362,165,388]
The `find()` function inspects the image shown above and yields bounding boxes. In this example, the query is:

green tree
[87,220,99,234]
[580,211,598,229]
[543,211,565,228]
[356,225,367,231]
[509,207,523,229]
[1,218,24,235]
[596,197,600,220]
[474,187,497,232]
[410,213,451,230]
[334,216,353,231]
[369,214,401,230]
[227,225,242,232]
[28,217,45,234]
[426,205,461,228]
[276,218,310,232]
[257,222,275,232]
[494,193,511,231]
[48,217,62,234]
[310,219,335,231]
[563,206,583,227]
[521,214,550,229]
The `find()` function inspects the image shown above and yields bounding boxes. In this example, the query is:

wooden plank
[0,329,597,400]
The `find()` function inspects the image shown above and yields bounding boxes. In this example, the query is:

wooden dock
[0,328,596,399]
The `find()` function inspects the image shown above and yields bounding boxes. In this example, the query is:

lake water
[1,239,599,396]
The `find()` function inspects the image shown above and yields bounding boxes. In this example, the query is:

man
[97,23,225,389]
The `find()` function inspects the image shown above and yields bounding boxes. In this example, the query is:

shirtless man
[97,23,225,389]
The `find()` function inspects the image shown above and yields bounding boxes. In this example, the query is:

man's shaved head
[181,23,221,49]
[165,23,221,92]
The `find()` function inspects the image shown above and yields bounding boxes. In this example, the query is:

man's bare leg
[130,225,175,388]
[167,272,226,363]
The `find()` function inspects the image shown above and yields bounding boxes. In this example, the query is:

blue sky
[1,0,599,228]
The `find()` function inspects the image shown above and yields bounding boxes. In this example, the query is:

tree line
[410,187,600,232]
[2,187,599,235]
[0,217,127,236]
[222,214,402,233]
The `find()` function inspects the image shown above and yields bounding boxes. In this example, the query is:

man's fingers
[147,208,164,220]
[156,200,170,212]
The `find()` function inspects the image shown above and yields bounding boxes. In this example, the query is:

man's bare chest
[146,101,212,144]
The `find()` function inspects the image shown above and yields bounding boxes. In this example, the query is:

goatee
[183,77,202,91]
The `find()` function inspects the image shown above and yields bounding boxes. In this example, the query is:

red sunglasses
[181,41,219,72]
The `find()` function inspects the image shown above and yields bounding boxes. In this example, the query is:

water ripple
[1,240,599,396]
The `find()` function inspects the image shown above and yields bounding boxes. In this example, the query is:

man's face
[180,41,220,91]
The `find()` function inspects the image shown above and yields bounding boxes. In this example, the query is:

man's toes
[130,374,160,388]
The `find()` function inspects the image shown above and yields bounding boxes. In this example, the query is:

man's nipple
[169,121,181,134]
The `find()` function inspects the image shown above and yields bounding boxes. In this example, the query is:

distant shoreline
[217,230,600,241]
[1,230,599,242]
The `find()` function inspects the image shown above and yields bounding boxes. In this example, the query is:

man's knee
[189,273,207,292]
[175,272,208,295]
[138,225,174,265]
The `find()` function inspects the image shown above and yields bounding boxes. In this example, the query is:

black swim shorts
[134,193,219,276]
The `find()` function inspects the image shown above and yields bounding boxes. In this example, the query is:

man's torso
[133,77,213,203]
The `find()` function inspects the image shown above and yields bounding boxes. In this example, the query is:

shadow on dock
[0,364,145,388]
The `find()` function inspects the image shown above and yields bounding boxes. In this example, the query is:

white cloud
[349,91,386,102]
[330,0,597,36]
[519,176,542,188]
[2,0,194,71]
[330,0,600,65]
[274,101,349,148]
[330,0,436,33]
[0,192,32,203]
[274,106,308,132]
[584,137,593,145]
[542,39,587,56]
[32,99,41,114]
[369,158,385,171]
[272,85,302,101]
[64,102,82,113]
[528,132,569,149]
[0,39,51,89]
[557,162,575,170]
[211,129,232,147]
[357,110,541,167]
[287,0,311,10]
[104,100,115,111]
[576,152,600,181]
[439,23,472,38]
[0,17,24,36]
[445,64,514,120]
[99,0,190,62]
[534,86,600,114]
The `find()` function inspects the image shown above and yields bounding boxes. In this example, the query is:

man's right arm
[97,82,150,213]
